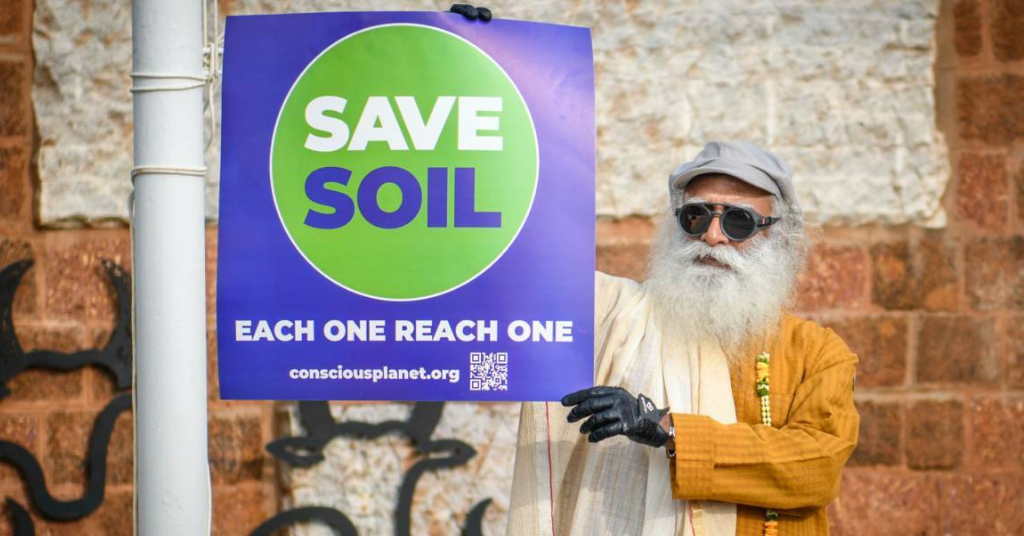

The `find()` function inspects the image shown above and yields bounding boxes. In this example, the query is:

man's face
[648,172,796,354]
[682,174,775,258]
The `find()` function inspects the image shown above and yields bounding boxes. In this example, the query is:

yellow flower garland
[757,352,779,536]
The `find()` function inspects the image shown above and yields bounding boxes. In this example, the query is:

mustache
[673,238,751,273]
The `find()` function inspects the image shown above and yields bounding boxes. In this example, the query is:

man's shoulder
[596,270,641,290]
[779,313,857,369]
[780,313,830,342]
[595,271,642,304]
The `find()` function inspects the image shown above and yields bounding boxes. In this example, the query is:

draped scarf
[507,273,738,536]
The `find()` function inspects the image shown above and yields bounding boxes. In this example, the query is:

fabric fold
[507,273,738,536]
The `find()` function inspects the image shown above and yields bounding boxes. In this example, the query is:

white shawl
[506,272,737,536]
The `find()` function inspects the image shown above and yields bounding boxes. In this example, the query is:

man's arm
[669,329,859,513]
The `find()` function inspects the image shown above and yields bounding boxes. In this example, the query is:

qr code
[469,352,508,391]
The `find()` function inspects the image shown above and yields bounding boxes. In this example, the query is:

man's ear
[449,4,493,22]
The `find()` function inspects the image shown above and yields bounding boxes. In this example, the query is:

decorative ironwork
[248,506,359,536]
[264,401,492,536]
[0,259,133,400]
[0,258,495,535]
[0,258,133,534]
[0,394,132,520]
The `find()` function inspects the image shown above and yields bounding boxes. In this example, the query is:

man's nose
[702,215,730,246]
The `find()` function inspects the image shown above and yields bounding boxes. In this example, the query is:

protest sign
[217,11,594,401]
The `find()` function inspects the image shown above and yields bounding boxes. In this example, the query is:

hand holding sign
[562,386,671,447]
[449,4,493,22]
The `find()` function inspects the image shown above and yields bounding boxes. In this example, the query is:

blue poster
[217,11,595,401]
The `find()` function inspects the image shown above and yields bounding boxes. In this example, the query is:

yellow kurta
[670,313,860,536]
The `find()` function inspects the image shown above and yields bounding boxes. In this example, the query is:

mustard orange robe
[670,313,860,536]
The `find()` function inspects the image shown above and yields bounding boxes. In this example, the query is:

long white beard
[645,214,801,362]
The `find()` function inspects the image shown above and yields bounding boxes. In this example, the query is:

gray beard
[644,214,800,363]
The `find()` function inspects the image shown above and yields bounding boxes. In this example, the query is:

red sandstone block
[85,368,115,402]
[0,60,27,137]
[212,485,274,536]
[595,217,654,281]
[916,315,999,384]
[941,475,1024,535]
[89,490,133,536]
[849,400,902,466]
[45,409,102,487]
[16,323,89,353]
[0,0,25,43]
[794,244,869,312]
[957,75,1024,145]
[917,235,960,311]
[596,242,648,281]
[870,236,958,312]
[43,232,131,321]
[206,225,218,318]
[954,0,983,57]
[906,398,964,470]
[208,329,244,407]
[208,328,220,403]
[106,411,134,486]
[823,315,908,388]
[44,411,91,487]
[4,369,86,403]
[596,216,656,244]
[0,238,37,318]
[970,396,1024,469]
[1007,314,1024,389]
[1016,163,1024,228]
[0,413,39,486]
[956,153,1010,232]
[964,235,1024,311]
[992,0,1024,62]
[829,471,943,535]
[0,145,28,225]
[209,412,265,485]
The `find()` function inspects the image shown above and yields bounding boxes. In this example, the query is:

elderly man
[507,141,859,536]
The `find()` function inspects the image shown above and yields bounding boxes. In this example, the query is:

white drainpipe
[130,0,211,534]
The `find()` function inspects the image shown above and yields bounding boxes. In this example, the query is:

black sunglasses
[675,202,781,242]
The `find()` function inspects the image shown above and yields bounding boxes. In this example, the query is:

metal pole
[130,0,210,534]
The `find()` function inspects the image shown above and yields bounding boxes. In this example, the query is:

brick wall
[598,1,1024,534]
[2,1,1023,535]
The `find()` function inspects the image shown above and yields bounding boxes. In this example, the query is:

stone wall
[2,0,1024,535]
[32,0,950,226]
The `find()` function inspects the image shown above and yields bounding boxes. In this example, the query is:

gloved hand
[449,4,493,22]
[561,386,670,447]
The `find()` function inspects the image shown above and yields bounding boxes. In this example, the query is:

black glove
[449,4,493,22]
[561,386,670,447]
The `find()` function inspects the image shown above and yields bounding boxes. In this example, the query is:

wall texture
[32,0,950,225]
[2,0,1024,535]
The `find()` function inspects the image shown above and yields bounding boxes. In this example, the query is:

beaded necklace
[756,351,779,536]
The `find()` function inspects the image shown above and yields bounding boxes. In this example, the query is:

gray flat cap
[668,141,800,213]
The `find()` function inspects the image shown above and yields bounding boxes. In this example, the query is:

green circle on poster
[271,24,538,301]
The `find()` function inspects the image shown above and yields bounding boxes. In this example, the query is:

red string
[545,402,557,536]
